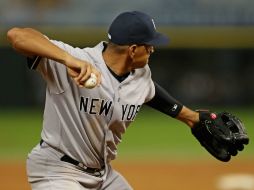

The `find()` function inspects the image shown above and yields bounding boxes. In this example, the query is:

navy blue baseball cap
[108,11,169,46]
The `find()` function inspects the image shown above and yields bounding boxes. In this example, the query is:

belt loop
[40,139,44,146]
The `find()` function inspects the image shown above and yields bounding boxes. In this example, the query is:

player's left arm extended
[146,82,249,162]
[145,82,198,127]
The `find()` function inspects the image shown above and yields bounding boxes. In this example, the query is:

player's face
[129,44,154,68]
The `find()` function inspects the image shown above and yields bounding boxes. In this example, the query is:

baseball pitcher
[7,11,249,190]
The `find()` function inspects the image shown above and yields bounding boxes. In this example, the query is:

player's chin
[136,60,149,68]
[135,63,148,69]
[143,59,149,67]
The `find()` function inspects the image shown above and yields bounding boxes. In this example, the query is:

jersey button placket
[117,85,122,102]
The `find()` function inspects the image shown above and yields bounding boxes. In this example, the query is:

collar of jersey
[106,65,130,83]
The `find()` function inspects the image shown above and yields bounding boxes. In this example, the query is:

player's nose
[146,45,154,54]
[150,46,154,54]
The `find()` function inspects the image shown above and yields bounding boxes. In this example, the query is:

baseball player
[7,11,248,190]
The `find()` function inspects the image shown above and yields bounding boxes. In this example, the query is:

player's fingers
[76,62,91,83]
[67,68,79,78]
[97,74,102,86]
[68,68,84,87]
[92,69,101,85]
[73,77,81,87]
[74,60,88,81]
[77,65,91,87]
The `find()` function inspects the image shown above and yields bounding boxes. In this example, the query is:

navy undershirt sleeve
[145,82,183,118]
[27,56,41,70]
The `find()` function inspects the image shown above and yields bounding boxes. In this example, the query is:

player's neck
[103,48,131,76]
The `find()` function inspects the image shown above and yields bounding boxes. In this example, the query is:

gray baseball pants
[26,142,133,190]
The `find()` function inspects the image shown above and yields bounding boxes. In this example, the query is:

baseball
[84,73,97,89]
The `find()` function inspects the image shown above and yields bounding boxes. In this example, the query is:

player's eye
[144,45,154,54]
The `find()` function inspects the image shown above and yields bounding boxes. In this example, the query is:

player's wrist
[177,107,199,128]
[62,53,76,67]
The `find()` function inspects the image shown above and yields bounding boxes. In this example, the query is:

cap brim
[146,33,169,46]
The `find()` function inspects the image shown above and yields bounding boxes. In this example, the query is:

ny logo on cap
[151,19,156,30]
[108,33,112,40]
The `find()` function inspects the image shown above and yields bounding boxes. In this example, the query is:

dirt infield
[1,159,253,190]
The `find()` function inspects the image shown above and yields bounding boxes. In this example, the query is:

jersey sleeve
[142,65,156,103]
[144,79,155,103]
[27,56,42,70]
[32,40,79,94]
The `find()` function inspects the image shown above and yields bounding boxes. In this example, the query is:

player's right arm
[7,27,101,86]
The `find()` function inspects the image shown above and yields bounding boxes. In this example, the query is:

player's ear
[128,44,137,59]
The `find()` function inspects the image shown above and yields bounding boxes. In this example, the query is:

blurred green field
[0,107,253,161]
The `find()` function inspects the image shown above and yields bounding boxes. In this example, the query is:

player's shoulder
[81,41,105,63]
[83,41,104,54]
[133,64,152,79]
[50,39,86,58]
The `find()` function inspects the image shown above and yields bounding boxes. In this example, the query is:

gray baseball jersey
[35,40,155,169]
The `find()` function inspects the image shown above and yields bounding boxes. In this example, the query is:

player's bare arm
[175,106,199,128]
[7,27,101,87]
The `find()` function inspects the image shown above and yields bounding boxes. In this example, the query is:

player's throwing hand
[64,56,101,88]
